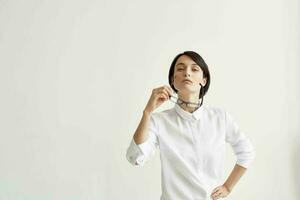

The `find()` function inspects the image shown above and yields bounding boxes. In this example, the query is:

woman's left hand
[210,185,230,200]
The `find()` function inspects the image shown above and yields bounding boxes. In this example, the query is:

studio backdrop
[0,0,299,200]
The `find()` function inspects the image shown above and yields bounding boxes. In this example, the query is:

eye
[177,68,183,71]
[192,68,200,71]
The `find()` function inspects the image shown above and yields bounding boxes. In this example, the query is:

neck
[179,103,200,113]
[177,92,201,113]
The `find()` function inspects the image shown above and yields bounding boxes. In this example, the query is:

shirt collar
[174,103,204,121]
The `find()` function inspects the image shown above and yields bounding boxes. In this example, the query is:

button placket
[189,120,201,172]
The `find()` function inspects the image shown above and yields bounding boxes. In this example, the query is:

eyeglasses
[169,94,203,108]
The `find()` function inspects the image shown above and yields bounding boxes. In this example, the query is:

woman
[126,51,255,200]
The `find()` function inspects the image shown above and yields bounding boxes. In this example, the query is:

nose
[184,71,191,77]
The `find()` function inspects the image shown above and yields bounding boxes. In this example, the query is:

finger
[154,88,164,96]
[211,191,222,199]
[211,187,220,193]
[161,90,170,99]
[212,194,220,200]
[162,87,171,95]
[212,195,219,200]
[159,93,168,100]
[218,192,224,199]
[211,189,220,196]
[212,192,219,198]
[215,192,223,199]
[161,86,172,95]
[163,93,169,100]
[163,89,172,97]
[159,87,169,93]
[165,86,173,95]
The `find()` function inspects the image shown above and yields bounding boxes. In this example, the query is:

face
[172,55,207,95]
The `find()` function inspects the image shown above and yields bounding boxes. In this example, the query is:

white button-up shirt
[126,103,255,200]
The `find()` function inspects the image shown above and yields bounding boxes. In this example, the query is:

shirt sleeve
[125,114,159,167]
[224,110,256,169]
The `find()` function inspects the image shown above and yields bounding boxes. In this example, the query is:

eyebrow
[175,63,199,67]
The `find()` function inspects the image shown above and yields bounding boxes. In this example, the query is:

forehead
[175,55,198,66]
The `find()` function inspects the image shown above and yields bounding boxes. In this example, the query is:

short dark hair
[168,51,211,99]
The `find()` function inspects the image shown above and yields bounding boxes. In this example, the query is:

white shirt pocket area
[224,111,256,169]
[126,114,159,167]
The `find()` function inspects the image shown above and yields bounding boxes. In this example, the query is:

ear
[202,77,207,86]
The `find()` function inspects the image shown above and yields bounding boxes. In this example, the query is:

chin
[177,88,194,93]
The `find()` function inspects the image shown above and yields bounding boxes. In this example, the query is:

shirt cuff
[126,138,146,166]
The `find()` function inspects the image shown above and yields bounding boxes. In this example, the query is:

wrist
[143,109,152,116]
[223,183,232,193]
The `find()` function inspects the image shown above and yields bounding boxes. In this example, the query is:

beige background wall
[0,0,299,199]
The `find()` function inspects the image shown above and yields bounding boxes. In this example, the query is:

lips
[182,79,193,84]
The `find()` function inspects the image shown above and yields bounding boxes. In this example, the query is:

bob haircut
[168,51,211,99]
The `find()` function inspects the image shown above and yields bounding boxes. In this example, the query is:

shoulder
[202,104,226,118]
[203,106,238,126]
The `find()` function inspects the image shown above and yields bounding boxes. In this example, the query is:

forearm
[223,164,247,192]
[133,110,152,145]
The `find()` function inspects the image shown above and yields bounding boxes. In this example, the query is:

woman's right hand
[144,85,174,114]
